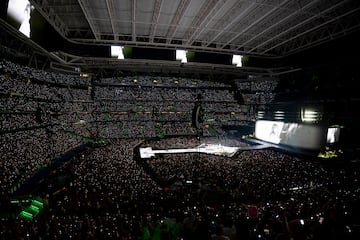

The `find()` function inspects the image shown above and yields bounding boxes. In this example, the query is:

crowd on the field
[1,137,359,240]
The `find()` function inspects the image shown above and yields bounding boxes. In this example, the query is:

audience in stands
[2,59,358,240]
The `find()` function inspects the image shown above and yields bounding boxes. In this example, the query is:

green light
[318,150,338,159]
[19,211,33,220]
[31,200,44,208]
[29,205,40,214]
[12,197,46,220]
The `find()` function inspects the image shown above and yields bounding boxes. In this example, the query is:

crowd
[236,79,278,92]
[98,76,229,88]
[0,59,90,86]
[236,78,277,106]
[0,127,83,195]
[3,59,359,239]
[1,58,258,136]
[1,136,359,240]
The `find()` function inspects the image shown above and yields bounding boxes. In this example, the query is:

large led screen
[255,120,327,150]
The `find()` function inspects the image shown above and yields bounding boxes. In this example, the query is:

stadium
[1,0,360,239]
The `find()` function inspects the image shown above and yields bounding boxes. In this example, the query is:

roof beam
[251,0,347,54]
[30,0,69,38]
[77,0,99,40]
[166,0,191,43]
[105,0,116,39]
[149,0,164,42]
[262,3,358,54]
[185,0,223,46]
[69,36,277,57]
[132,0,136,41]
[221,0,291,49]
[186,0,230,47]
[237,0,321,51]
[204,1,257,47]
[0,17,56,62]
[283,23,360,56]
[272,7,360,55]
[55,55,281,77]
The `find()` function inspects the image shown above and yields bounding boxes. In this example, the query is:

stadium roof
[30,0,360,57]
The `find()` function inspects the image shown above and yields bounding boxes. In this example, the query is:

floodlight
[176,50,188,63]
[232,54,243,67]
[301,109,319,122]
[8,0,32,37]
[111,46,125,59]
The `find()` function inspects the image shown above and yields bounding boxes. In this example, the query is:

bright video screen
[7,0,32,37]
[255,121,284,144]
[255,120,327,150]
[327,127,341,144]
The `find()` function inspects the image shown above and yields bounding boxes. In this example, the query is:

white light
[301,109,319,122]
[176,50,187,63]
[305,110,317,114]
[139,144,240,158]
[327,127,340,143]
[8,0,32,38]
[111,46,125,59]
[302,118,316,122]
[300,219,304,225]
[232,54,243,67]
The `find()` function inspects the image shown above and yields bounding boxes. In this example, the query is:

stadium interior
[1,0,360,239]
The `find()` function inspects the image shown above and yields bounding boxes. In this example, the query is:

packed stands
[2,59,359,240]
